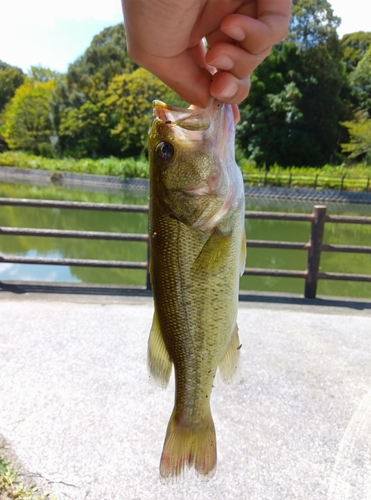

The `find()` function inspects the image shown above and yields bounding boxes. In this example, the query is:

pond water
[0,181,370,299]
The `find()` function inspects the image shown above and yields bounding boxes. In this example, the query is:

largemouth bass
[148,98,246,481]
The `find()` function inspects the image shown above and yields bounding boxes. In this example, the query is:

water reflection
[0,181,370,298]
[0,250,80,282]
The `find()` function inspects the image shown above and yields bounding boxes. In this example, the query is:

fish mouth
[152,99,227,132]
[152,99,235,161]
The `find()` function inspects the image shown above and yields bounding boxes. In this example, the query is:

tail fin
[159,409,217,482]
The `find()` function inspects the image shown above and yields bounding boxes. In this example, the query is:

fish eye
[155,141,174,162]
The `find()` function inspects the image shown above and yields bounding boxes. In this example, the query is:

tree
[0,61,25,113]
[66,24,137,93]
[28,65,62,84]
[55,23,139,157]
[288,0,340,50]
[349,45,371,116]
[237,0,348,167]
[0,61,25,151]
[2,80,56,155]
[236,43,308,166]
[341,31,371,73]
[58,74,121,158]
[341,111,371,163]
[105,68,184,156]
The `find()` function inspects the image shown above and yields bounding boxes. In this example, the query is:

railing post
[304,205,327,299]
[340,173,346,191]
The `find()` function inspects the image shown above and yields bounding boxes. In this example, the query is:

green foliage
[2,80,56,156]
[341,111,371,162]
[0,451,53,499]
[288,0,340,49]
[341,31,371,73]
[237,0,348,167]
[349,45,371,116]
[66,24,137,92]
[1,6,369,169]
[0,151,149,178]
[106,68,185,155]
[0,61,25,152]
[28,65,62,83]
[56,24,139,158]
[58,73,121,158]
[0,61,25,113]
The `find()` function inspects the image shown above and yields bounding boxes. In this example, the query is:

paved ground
[0,288,371,500]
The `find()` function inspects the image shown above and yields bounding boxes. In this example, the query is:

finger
[188,41,216,74]
[205,26,235,49]
[206,42,271,80]
[142,51,212,108]
[210,72,251,104]
[220,5,291,54]
[232,104,240,124]
[204,0,258,50]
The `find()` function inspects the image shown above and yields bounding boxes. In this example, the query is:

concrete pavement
[0,289,371,500]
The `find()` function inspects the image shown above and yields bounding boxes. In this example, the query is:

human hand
[121,0,292,112]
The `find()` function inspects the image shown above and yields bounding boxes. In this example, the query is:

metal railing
[244,172,371,192]
[0,198,370,298]
[244,206,371,298]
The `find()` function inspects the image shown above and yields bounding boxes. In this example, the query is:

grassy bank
[1,151,370,192]
[0,151,148,179]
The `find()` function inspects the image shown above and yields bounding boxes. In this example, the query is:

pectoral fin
[147,311,172,389]
[218,324,241,384]
[191,229,233,275]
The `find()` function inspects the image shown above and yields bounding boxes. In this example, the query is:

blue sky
[0,0,369,74]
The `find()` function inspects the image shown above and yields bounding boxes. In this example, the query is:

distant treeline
[0,0,370,168]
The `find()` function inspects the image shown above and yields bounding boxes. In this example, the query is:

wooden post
[304,205,327,299]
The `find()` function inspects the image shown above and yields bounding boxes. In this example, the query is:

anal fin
[147,311,172,389]
[218,323,241,384]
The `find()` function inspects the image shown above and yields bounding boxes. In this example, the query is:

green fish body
[148,99,246,481]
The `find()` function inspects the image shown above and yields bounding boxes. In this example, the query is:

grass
[0,452,53,500]
[0,151,149,179]
[0,151,370,192]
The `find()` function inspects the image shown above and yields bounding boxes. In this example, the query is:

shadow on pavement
[1,281,370,311]
[239,291,371,311]
[0,281,152,298]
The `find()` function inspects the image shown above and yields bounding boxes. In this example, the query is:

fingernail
[221,25,245,41]
[219,81,238,99]
[208,55,234,70]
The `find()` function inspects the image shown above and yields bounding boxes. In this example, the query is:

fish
[147,98,246,482]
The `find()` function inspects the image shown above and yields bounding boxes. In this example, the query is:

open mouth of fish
[152,98,230,133]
